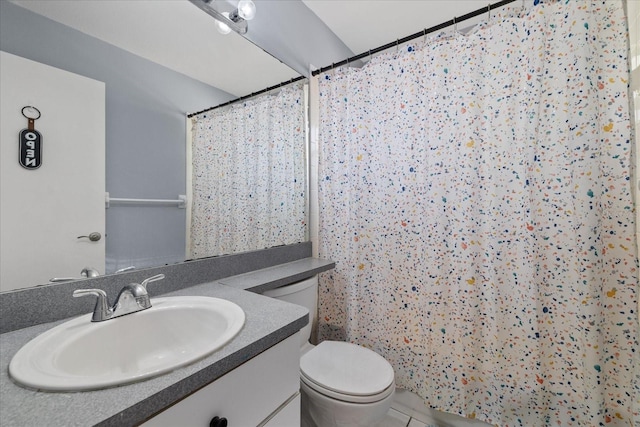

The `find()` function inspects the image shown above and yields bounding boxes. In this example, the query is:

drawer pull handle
[209,416,228,427]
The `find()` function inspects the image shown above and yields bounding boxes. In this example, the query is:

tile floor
[374,402,492,427]
[374,389,492,427]
[373,408,433,427]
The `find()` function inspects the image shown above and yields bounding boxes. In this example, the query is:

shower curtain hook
[396,39,399,52]
[423,28,427,43]
[488,3,491,20]
[453,16,457,33]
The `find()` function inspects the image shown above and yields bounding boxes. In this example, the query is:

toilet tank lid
[300,341,394,396]
[262,276,316,297]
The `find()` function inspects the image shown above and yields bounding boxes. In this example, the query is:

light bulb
[215,12,231,34]
[237,0,256,20]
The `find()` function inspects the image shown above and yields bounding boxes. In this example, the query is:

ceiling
[7,0,506,97]
[301,0,498,55]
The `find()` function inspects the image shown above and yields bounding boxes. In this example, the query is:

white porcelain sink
[9,296,245,391]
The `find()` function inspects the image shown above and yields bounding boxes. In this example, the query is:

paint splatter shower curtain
[190,84,306,258]
[317,1,638,425]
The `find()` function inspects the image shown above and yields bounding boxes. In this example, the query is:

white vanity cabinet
[142,332,301,427]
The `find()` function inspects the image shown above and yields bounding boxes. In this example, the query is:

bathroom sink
[9,296,245,391]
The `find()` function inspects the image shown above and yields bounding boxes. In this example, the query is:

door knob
[77,232,101,242]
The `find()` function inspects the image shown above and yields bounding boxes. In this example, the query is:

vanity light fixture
[189,0,256,36]
[236,0,256,21]
[215,12,232,35]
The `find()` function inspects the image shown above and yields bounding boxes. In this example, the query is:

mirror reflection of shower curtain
[316,1,638,425]
[189,83,306,259]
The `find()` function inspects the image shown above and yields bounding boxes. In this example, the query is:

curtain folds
[317,1,638,425]
[190,84,307,258]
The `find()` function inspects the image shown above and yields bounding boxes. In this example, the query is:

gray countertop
[0,258,334,427]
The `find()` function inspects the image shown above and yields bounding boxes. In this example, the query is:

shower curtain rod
[311,0,517,76]
[189,0,516,118]
[187,75,306,118]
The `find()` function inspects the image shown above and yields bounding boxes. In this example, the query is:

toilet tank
[262,276,318,344]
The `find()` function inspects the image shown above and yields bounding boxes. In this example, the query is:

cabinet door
[143,332,300,427]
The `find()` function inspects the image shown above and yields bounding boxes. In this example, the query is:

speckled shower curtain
[190,84,306,258]
[316,1,638,425]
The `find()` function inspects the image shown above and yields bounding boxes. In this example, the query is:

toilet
[263,276,395,427]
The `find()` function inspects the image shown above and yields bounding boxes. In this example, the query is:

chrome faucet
[50,267,101,283]
[72,274,165,322]
[81,267,101,278]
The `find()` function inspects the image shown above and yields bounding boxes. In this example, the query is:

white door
[0,51,105,291]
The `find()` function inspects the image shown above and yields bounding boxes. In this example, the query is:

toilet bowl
[300,340,395,427]
[263,276,395,427]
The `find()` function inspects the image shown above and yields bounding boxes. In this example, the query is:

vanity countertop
[0,258,334,427]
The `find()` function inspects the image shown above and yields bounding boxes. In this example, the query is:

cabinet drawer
[142,332,300,427]
[262,393,300,427]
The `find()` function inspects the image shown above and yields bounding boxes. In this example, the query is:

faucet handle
[73,288,107,299]
[140,274,165,291]
[72,289,110,322]
[50,277,78,283]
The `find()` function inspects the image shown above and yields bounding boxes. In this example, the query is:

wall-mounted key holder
[19,106,42,170]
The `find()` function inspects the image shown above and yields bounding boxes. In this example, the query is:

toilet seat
[300,341,395,404]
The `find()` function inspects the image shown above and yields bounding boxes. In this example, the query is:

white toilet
[263,276,395,427]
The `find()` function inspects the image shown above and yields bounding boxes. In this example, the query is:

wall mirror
[0,0,306,291]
